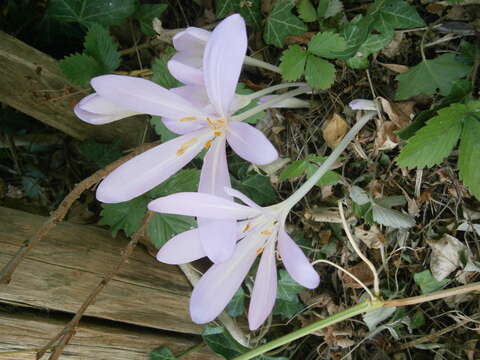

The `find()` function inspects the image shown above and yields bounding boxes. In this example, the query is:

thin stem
[233,300,384,360]
[338,201,380,296]
[244,82,308,101]
[312,259,375,300]
[232,86,311,123]
[282,112,376,210]
[244,56,281,74]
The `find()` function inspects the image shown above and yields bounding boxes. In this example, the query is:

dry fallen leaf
[381,31,404,58]
[354,224,385,249]
[341,262,375,288]
[378,62,409,73]
[427,234,466,281]
[322,113,350,148]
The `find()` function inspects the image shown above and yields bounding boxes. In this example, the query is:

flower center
[206,117,227,136]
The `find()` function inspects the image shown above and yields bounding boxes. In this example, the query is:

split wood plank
[0,31,145,147]
[0,206,202,335]
[0,309,219,360]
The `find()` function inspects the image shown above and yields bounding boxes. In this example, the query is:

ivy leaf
[152,47,182,89]
[232,174,277,205]
[134,4,168,36]
[79,139,123,168]
[272,298,304,319]
[264,0,308,48]
[305,55,336,89]
[395,54,471,100]
[226,287,246,317]
[148,169,200,198]
[277,270,304,301]
[337,15,374,59]
[414,270,449,294]
[458,103,480,199]
[279,45,308,82]
[99,197,149,237]
[397,104,464,168]
[58,53,103,86]
[305,163,341,186]
[149,347,177,360]
[308,31,347,59]
[279,160,309,181]
[47,0,137,27]
[83,23,120,72]
[369,0,425,34]
[317,0,343,18]
[202,326,249,359]
[147,213,196,248]
[216,0,262,29]
[297,0,317,22]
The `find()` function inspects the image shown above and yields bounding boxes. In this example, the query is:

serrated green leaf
[79,139,123,168]
[458,104,480,199]
[58,53,103,86]
[147,213,196,248]
[336,15,374,59]
[279,45,308,82]
[226,287,245,317]
[375,195,406,208]
[150,116,178,141]
[152,47,182,89]
[134,4,168,36]
[304,163,341,186]
[397,104,465,168]
[279,160,309,181]
[232,174,277,205]
[99,197,149,237]
[360,32,394,55]
[203,326,249,359]
[264,0,308,48]
[395,54,471,100]
[47,0,137,27]
[297,0,317,22]
[317,0,343,18]
[305,55,335,90]
[414,270,449,294]
[369,0,425,34]
[239,0,262,30]
[84,23,120,72]
[149,347,177,360]
[308,31,346,59]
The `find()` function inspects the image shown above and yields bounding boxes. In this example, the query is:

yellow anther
[242,223,252,233]
[176,138,198,156]
[214,131,222,137]
[204,140,213,149]
[256,248,264,255]
[179,117,197,122]
[261,230,272,236]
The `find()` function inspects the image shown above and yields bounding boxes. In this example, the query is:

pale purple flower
[349,99,378,111]
[148,188,320,330]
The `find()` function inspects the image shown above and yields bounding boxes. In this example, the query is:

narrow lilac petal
[248,241,277,330]
[97,129,211,203]
[170,85,211,110]
[162,118,206,135]
[190,235,260,323]
[74,94,141,124]
[278,228,320,289]
[172,27,210,52]
[227,121,278,165]
[224,187,261,210]
[156,228,205,264]
[198,136,236,263]
[91,75,204,118]
[168,60,204,86]
[258,95,310,108]
[148,192,260,219]
[203,14,247,116]
[349,99,377,111]
[171,51,203,69]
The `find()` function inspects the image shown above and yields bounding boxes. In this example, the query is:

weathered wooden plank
[0,31,146,147]
[0,309,219,360]
[0,206,202,335]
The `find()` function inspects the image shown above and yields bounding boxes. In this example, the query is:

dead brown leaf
[322,113,350,148]
[285,32,315,45]
[381,32,404,58]
[426,2,446,15]
[354,224,385,249]
[341,262,375,288]
[378,62,409,73]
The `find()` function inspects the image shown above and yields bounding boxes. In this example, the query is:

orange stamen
[176,138,198,156]
[204,140,213,149]
[256,248,264,255]
[243,223,251,232]
[261,230,272,236]
[179,117,197,122]
[214,131,222,137]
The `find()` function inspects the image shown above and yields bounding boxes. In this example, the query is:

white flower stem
[244,56,281,74]
[232,86,311,123]
[245,82,308,101]
[281,111,376,211]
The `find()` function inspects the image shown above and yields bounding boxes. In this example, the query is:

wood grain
[0,206,202,335]
[0,31,145,147]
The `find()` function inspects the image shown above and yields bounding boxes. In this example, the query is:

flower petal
[248,241,277,330]
[224,187,261,210]
[97,129,211,203]
[168,60,204,86]
[172,27,210,53]
[91,75,204,118]
[148,192,259,219]
[198,136,236,263]
[278,228,320,289]
[190,234,260,323]
[203,14,247,116]
[161,117,206,135]
[74,93,141,124]
[349,99,378,111]
[156,228,205,264]
[227,121,278,165]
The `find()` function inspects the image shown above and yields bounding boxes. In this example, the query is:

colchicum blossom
[74,14,313,263]
[148,187,320,330]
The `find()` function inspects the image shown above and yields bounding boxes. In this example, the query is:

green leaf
[337,15,374,59]
[279,45,308,82]
[58,53,103,86]
[397,104,465,168]
[317,0,343,19]
[152,47,182,89]
[360,32,394,55]
[149,347,177,360]
[305,163,341,186]
[395,54,471,100]
[134,4,168,36]
[369,0,425,34]
[346,55,369,69]
[232,174,277,205]
[272,297,304,319]
[79,139,123,168]
[279,160,309,181]
[99,197,149,237]
[264,0,308,48]
[216,0,262,29]
[202,326,249,359]
[305,55,335,90]
[147,213,196,248]
[150,116,178,141]
[297,0,317,22]
[226,287,246,317]
[362,306,396,331]
[149,169,200,198]
[277,269,303,301]
[308,31,347,59]
[410,310,425,330]
[350,185,370,205]
[371,204,415,228]
[414,270,449,294]
[84,23,120,72]
[458,103,480,199]
[47,0,137,27]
